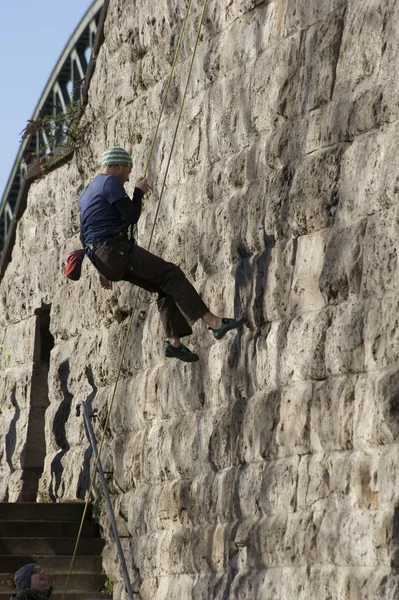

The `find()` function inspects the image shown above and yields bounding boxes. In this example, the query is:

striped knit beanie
[101,147,133,168]
[14,563,37,590]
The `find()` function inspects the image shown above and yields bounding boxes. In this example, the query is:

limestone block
[124,474,219,537]
[205,68,254,164]
[260,456,299,515]
[275,383,312,457]
[297,450,381,512]
[335,0,384,95]
[305,98,352,154]
[376,444,399,507]
[316,507,389,566]
[229,252,268,330]
[252,566,395,600]
[284,0,347,36]
[249,323,281,393]
[211,390,280,464]
[240,509,385,570]
[1,249,61,324]
[353,368,399,449]
[287,146,345,237]
[296,8,346,114]
[0,317,36,367]
[288,231,329,315]
[311,375,357,451]
[361,208,399,299]
[261,240,295,322]
[0,463,11,501]
[324,301,365,376]
[131,529,175,578]
[275,309,330,383]
[252,35,301,136]
[237,178,271,258]
[134,412,211,483]
[297,452,349,512]
[0,364,33,499]
[379,0,399,83]
[140,574,197,600]
[198,197,245,274]
[255,7,345,127]
[222,0,268,27]
[202,6,260,80]
[7,470,24,503]
[0,365,33,475]
[243,512,320,567]
[319,220,366,304]
[347,81,399,138]
[338,124,399,224]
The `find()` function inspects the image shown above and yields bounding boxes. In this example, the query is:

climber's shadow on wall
[234,234,275,330]
[50,360,73,499]
[225,234,275,400]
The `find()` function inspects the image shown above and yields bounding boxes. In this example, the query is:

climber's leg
[125,244,209,325]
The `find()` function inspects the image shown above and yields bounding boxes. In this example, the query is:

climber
[9,563,52,600]
[78,147,246,362]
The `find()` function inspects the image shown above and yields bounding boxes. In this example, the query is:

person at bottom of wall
[79,147,247,362]
[9,563,52,600]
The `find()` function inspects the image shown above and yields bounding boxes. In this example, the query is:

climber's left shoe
[209,317,247,340]
[164,342,199,362]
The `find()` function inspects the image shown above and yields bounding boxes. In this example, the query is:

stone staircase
[0,503,112,600]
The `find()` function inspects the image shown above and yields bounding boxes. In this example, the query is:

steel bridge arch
[0,0,104,254]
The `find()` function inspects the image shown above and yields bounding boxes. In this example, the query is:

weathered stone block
[354,368,399,449]
[288,230,329,315]
[311,375,356,451]
[319,220,366,304]
[324,301,365,375]
[335,0,384,95]
[338,125,399,224]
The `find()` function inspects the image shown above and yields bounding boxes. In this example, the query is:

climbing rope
[61,1,209,599]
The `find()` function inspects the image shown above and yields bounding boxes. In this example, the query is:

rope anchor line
[61,1,210,599]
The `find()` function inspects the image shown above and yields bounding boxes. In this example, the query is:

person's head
[101,147,133,183]
[14,563,49,592]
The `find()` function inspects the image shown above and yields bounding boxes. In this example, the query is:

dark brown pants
[92,239,209,338]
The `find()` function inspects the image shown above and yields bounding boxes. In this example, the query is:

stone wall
[2,0,399,597]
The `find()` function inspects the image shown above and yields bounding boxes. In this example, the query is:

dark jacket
[10,587,53,600]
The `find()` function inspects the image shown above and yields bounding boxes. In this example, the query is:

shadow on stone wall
[5,385,19,476]
[51,360,73,499]
[77,365,97,499]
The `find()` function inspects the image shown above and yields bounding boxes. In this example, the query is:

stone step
[0,520,99,538]
[0,502,91,521]
[0,593,112,600]
[0,537,105,556]
[0,573,107,593]
[0,555,102,573]
[0,503,111,598]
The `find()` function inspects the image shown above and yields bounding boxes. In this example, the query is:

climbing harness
[61,1,210,598]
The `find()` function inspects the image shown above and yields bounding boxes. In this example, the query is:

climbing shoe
[164,342,199,362]
[210,317,247,340]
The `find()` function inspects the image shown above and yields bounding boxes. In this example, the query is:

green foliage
[20,100,85,167]
[2,347,11,367]
[93,493,105,517]
[103,577,114,595]
[37,491,53,503]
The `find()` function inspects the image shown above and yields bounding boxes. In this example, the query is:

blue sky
[0,1,94,197]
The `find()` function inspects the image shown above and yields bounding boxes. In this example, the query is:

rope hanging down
[61,1,209,599]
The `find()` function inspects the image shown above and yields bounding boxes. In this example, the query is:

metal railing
[77,400,135,600]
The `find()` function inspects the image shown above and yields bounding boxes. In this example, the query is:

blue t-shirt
[78,174,131,244]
